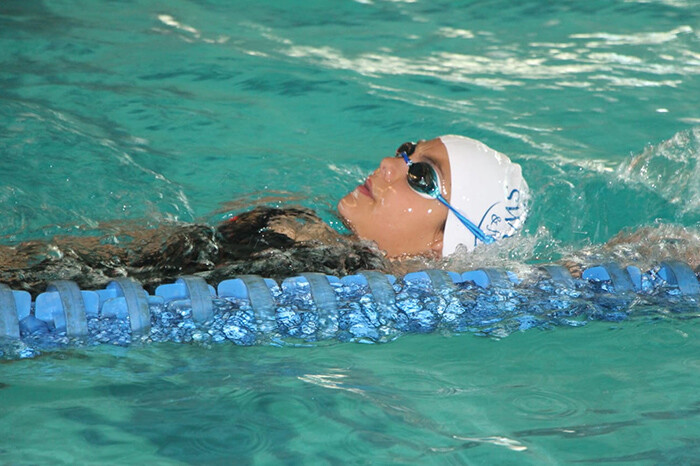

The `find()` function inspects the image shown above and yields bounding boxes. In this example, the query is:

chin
[336,200,355,231]
[337,194,363,224]
[336,198,349,223]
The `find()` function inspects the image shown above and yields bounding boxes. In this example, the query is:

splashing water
[618,126,700,216]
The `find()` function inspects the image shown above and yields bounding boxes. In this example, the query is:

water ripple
[509,390,582,420]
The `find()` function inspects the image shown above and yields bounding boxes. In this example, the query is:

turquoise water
[1,0,700,463]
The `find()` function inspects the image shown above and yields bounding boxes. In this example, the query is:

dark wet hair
[0,206,388,296]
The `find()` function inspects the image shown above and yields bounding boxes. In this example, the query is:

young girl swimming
[0,135,530,295]
[339,135,529,257]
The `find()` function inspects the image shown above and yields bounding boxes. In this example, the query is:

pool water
[1,0,699,463]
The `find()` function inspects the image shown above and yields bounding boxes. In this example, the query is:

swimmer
[338,135,529,258]
[0,135,529,294]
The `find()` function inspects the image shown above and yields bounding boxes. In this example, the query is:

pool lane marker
[6,261,699,344]
[659,261,700,295]
[46,280,89,337]
[299,273,339,316]
[107,278,151,334]
[156,276,215,323]
[236,275,278,327]
[359,270,396,307]
[540,265,575,287]
[0,284,20,339]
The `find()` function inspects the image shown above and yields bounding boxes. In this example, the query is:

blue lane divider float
[359,270,396,307]
[156,276,215,323]
[48,280,90,337]
[659,261,700,296]
[36,280,94,336]
[1,262,698,352]
[462,268,519,288]
[582,263,641,292]
[108,278,152,333]
[0,284,30,339]
[221,275,279,332]
[540,265,575,287]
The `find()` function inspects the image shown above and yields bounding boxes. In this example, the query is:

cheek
[376,194,443,229]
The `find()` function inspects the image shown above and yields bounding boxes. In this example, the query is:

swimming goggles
[396,142,495,245]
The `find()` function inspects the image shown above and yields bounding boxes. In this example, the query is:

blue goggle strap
[435,194,495,245]
[400,150,494,245]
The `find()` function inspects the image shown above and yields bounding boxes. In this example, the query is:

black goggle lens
[407,162,439,196]
[395,140,439,197]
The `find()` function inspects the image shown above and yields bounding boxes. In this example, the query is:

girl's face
[338,138,452,257]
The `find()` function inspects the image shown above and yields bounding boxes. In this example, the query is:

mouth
[356,178,373,199]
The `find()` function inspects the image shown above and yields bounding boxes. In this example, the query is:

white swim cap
[439,135,530,256]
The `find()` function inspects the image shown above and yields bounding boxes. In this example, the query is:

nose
[379,156,407,184]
